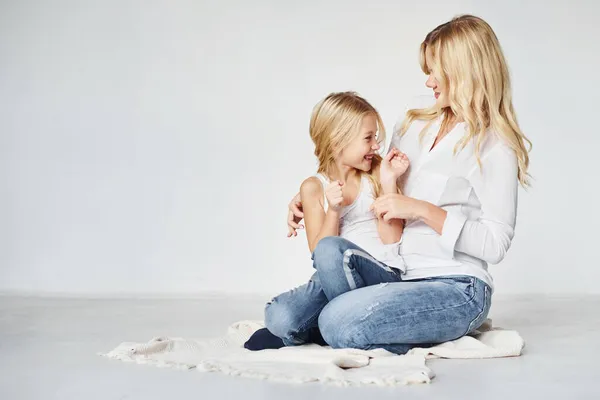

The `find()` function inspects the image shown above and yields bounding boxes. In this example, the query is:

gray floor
[1,294,598,400]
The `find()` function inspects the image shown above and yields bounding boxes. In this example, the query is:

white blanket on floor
[99,319,524,386]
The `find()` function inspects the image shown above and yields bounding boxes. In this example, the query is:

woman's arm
[417,145,518,264]
[371,144,518,264]
[287,192,304,237]
[415,202,447,234]
[300,178,341,253]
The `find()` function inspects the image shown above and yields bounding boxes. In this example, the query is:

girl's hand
[325,181,345,212]
[370,193,423,221]
[380,148,410,187]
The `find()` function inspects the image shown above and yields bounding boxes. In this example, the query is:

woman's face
[425,52,450,108]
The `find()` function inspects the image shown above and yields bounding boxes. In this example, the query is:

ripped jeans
[264,236,491,354]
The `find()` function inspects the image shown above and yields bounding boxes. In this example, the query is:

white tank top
[314,173,405,271]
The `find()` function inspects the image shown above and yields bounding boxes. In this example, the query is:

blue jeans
[264,236,491,354]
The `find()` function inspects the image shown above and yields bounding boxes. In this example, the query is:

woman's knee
[318,301,368,349]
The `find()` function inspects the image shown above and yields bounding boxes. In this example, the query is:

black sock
[308,327,328,346]
[244,328,285,351]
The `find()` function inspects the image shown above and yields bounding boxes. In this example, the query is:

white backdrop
[1,0,598,296]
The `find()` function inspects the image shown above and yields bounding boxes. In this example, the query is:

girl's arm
[374,152,406,244]
[300,177,341,253]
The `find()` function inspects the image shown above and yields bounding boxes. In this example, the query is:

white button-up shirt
[390,114,519,291]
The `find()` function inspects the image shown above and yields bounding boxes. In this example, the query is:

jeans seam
[346,249,393,271]
[464,284,489,336]
[346,250,400,283]
[342,250,358,290]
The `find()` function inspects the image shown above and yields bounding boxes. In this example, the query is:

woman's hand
[370,193,424,222]
[287,193,304,237]
[379,148,410,189]
[371,194,448,234]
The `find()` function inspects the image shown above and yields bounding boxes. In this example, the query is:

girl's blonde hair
[398,14,532,186]
[309,91,386,197]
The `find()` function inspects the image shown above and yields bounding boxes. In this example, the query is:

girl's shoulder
[300,175,325,201]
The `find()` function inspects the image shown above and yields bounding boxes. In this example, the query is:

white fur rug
[100,319,524,386]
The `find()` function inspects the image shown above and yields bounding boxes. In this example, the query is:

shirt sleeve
[439,144,519,264]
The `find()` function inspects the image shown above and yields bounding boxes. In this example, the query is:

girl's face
[337,114,380,172]
[425,52,450,108]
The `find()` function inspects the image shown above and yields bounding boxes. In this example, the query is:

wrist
[413,199,447,234]
[413,199,430,221]
[381,180,398,194]
[326,208,341,217]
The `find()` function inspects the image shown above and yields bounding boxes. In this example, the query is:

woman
[280,14,531,354]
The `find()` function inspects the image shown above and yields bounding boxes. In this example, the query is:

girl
[286,15,532,354]
[245,92,410,350]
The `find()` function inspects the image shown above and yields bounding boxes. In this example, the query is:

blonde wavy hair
[309,91,386,197]
[398,15,532,186]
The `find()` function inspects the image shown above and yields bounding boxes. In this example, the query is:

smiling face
[337,113,380,172]
[309,92,386,178]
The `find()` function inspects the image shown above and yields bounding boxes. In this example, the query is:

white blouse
[390,114,519,291]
